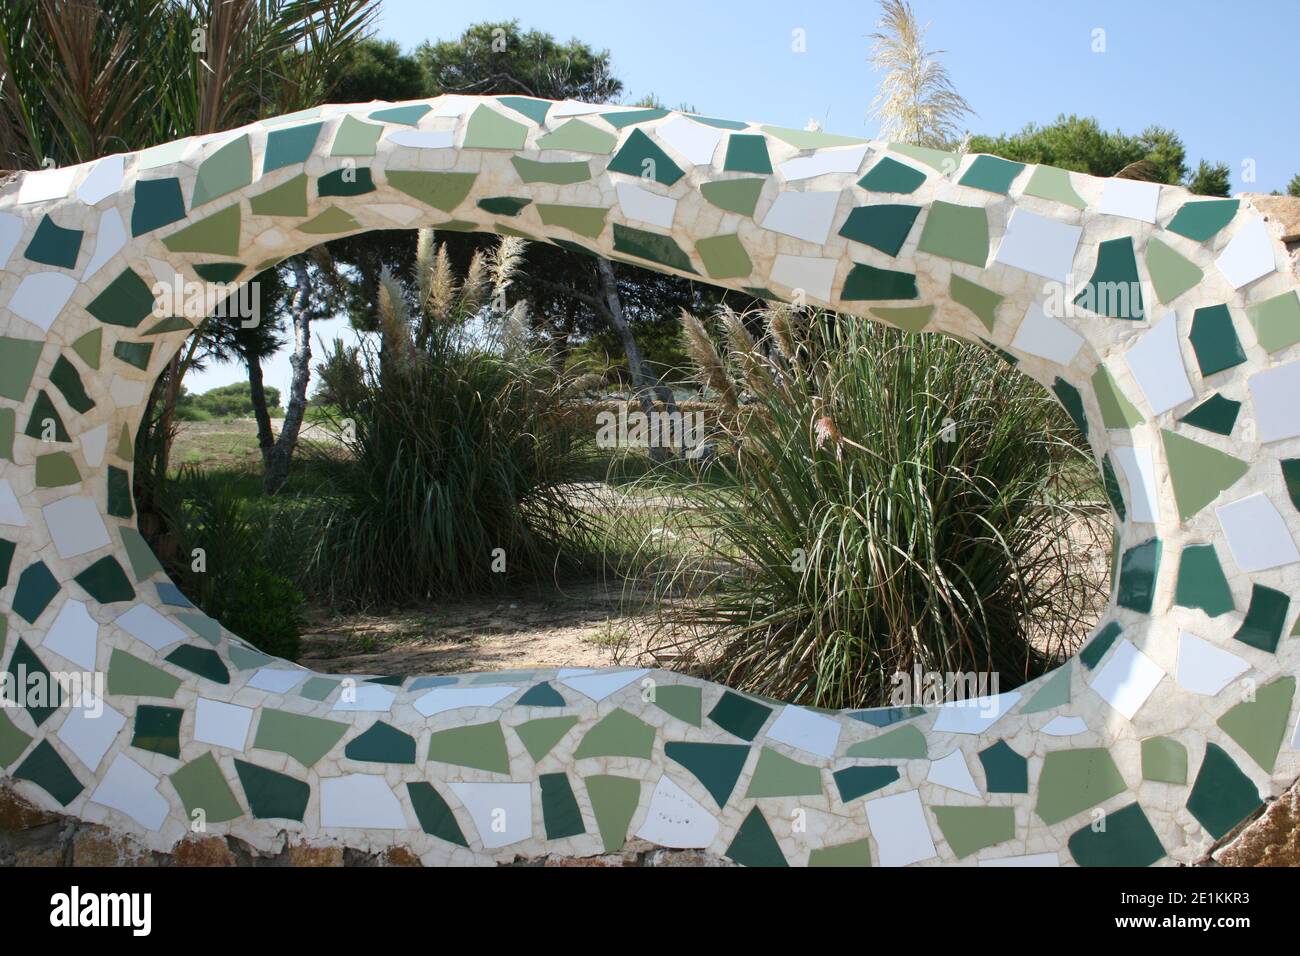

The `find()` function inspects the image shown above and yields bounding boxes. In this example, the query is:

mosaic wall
[1,94,1299,867]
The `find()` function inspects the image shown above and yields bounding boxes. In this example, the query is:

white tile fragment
[1123,311,1194,414]
[1177,632,1250,696]
[90,754,170,830]
[18,166,77,204]
[194,698,254,750]
[778,144,869,182]
[77,154,126,205]
[615,182,677,229]
[765,705,841,758]
[993,208,1082,283]
[43,599,99,670]
[1215,493,1300,571]
[43,496,111,559]
[1011,302,1084,366]
[114,604,185,651]
[450,781,532,849]
[1040,715,1088,736]
[1098,179,1160,223]
[931,691,1021,734]
[1216,218,1276,289]
[926,750,980,796]
[769,254,836,302]
[1112,445,1161,524]
[654,116,724,166]
[320,775,408,829]
[412,684,518,717]
[8,272,77,333]
[865,790,937,867]
[1089,639,1165,720]
[635,775,719,849]
[57,698,125,771]
[1248,360,1300,442]
[760,190,840,244]
[559,669,647,702]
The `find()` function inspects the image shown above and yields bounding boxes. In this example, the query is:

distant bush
[177,382,282,420]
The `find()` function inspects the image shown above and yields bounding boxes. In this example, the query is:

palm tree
[867,0,972,149]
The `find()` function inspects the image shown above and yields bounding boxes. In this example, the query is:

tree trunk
[245,351,275,467]
[593,258,680,461]
[263,258,314,494]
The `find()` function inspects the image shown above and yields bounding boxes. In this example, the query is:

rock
[0,787,59,830]
[172,836,238,867]
[1215,781,1300,866]
[71,825,154,866]
[287,842,345,867]
[382,846,422,867]
[1241,194,1300,244]
[14,845,65,866]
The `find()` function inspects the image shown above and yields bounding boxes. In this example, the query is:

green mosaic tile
[700,178,764,216]
[761,125,865,149]
[407,782,468,846]
[427,721,510,773]
[514,715,578,762]
[723,134,772,174]
[1216,677,1294,772]
[1144,236,1203,304]
[612,223,696,272]
[838,204,920,257]
[250,173,309,217]
[1285,458,1300,512]
[254,708,348,767]
[979,740,1028,793]
[112,340,152,370]
[369,103,431,125]
[6,638,60,723]
[510,157,591,185]
[950,275,1002,333]
[0,707,33,769]
[516,681,565,707]
[1189,304,1246,377]
[107,466,134,518]
[1068,802,1164,866]
[192,134,252,207]
[708,691,772,741]
[1246,289,1300,353]
[107,649,181,698]
[1179,394,1240,437]
[889,142,958,172]
[1117,538,1161,614]
[1020,661,1072,714]
[745,746,822,798]
[297,206,360,234]
[164,645,229,684]
[476,196,531,217]
[653,684,702,726]
[958,155,1024,194]
[870,304,933,332]
[832,765,900,802]
[607,128,684,186]
[726,807,787,867]
[299,676,338,702]
[1233,584,1289,653]
[841,262,918,300]
[537,203,608,239]
[13,740,83,806]
[540,772,585,839]
[684,114,747,131]
[131,178,186,235]
[175,612,220,645]
[191,262,244,283]
[916,201,988,266]
[116,423,134,461]
[0,539,13,586]
[664,741,749,806]
[24,214,83,269]
[1162,429,1249,520]
[170,752,242,823]
[1075,237,1144,320]
[536,119,616,153]
[1174,544,1234,617]
[161,204,241,256]
[808,837,873,867]
[234,759,309,821]
[857,156,926,194]
[1035,747,1126,824]
[601,108,668,129]
[344,721,416,764]
[1141,736,1187,783]
[1023,165,1086,209]
[574,709,655,759]
[119,527,165,578]
[1092,367,1143,429]
[331,114,385,156]
[463,104,528,150]
[0,410,10,461]
[227,645,273,670]
[131,704,182,758]
[263,122,322,173]
[317,167,374,197]
[1051,378,1088,440]
[585,775,640,852]
[695,234,752,279]
[26,391,69,442]
[75,556,134,603]
[13,562,59,624]
[932,806,1015,858]
[845,724,926,759]
[1186,743,1261,839]
[0,336,43,400]
[1081,621,1122,669]
[71,328,102,369]
[1167,199,1238,242]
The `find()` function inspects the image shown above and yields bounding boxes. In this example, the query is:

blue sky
[190,0,1300,397]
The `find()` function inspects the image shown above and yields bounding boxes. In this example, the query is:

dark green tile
[131,178,186,235]
[708,691,772,741]
[1101,454,1126,521]
[14,740,83,806]
[345,721,416,764]
[24,391,69,442]
[1174,544,1234,617]
[664,741,749,807]
[1052,378,1089,440]
[958,155,1024,194]
[477,196,532,217]
[832,765,899,803]
[1282,458,1300,512]
[192,262,245,283]
[857,156,926,194]
[164,644,229,684]
[539,772,585,839]
[1117,537,1161,614]
[611,223,696,273]
[74,556,135,604]
[407,781,468,846]
[132,704,183,758]
[1068,802,1164,866]
[607,128,684,186]
[979,740,1027,793]
[0,539,14,587]
[841,262,918,300]
[317,167,374,197]
[838,204,921,256]
[1167,199,1238,242]
[1179,394,1240,436]
[1074,237,1144,320]
[107,466,133,519]
[49,356,94,414]
[6,638,60,724]
[1189,304,1245,377]
[599,108,667,129]
[113,340,153,371]
[24,215,83,269]
[13,562,60,624]
[1186,743,1261,840]
[723,134,772,174]
[1233,584,1289,653]
[726,807,787,867]
[233,759,309,821]
[87,269,155,328]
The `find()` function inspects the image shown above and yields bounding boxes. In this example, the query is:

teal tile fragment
[74,556,134,604]
[1186,743,1262,839]
[24,215,83,269]
[664,741,749,807]
[132,178,186,236]
[539,772,585,839]
[165,644,229,684]
[607,128,684,186]
[263,122,323,173]
[857,156,926,193]
[832,765,900,803]
[234,759,310,821]
[1117,538,1161,614]
[13,562,60,624]
[958,155,1024,194]
[407,781,468,846]
[1068,802,1165,866]
[1233,584,1289,653]
[726,807,787,867]
[6,638,61,724]
[1179,394,1240,436]
[1189,304,1245,377]
[131,704,183,758]
[345,721,416,764]
[516,681,566,707]
[14,740,83,806]
[708,691,772,741]
[979,740,1027,793]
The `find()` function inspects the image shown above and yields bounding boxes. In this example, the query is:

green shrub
[199,564,303,662]
[643,307,1108,709]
